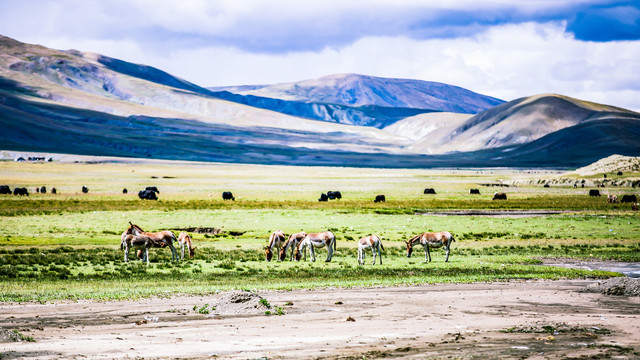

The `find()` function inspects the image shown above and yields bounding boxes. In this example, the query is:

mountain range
[0,34,638,168]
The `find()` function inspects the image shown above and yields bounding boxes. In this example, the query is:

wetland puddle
[421,210,571,217]
[542,259,640,278]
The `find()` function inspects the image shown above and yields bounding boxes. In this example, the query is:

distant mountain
[387,94,640,155]
[0,35,407,156]
[208,90,434,128]
[1,34,639,168]
[211,73,505,114]
[207,73,505,128]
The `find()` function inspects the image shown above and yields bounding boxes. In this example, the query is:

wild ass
[278,231,308,261]
[406,231,455,263]
[126,222,179,261]
[294,231,336,262]
[120,233,152,264]
[265,229,286,261]
[177,232,196,260]
[357,235,384,265]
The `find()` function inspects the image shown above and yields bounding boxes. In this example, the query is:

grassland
[0,159,639,302]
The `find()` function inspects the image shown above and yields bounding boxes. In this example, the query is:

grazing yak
[543,184,550,188]
[122,188,128,194]
[82,186,89,193]
[318,193,329,202]
[13,187,29,196]
[0,185,11,194]
[469,189,480,194]
[374,195,386,203]
[424,188,436,194]
[632,203,639,211]
[40,186,46,194]
[607,195,619,203]
[589,189,601,197]
[51,188,57,194]
[621,194,638,203]
[138,189,158,200]
[492,192,507,200]
[327,191,342,200]
[222,191,235,201]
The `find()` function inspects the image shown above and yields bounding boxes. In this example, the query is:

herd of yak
[1,184,637,208]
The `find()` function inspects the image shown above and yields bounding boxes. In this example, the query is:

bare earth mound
[571,154,640,176]
[586,277,640,296]
[1,280,639,359]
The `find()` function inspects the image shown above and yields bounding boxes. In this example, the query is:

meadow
[1,159,639,302]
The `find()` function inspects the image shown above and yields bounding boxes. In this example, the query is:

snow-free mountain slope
[210,73,505,114]
[1,35,639,167]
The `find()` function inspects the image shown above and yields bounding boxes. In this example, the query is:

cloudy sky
[1,0,639,110]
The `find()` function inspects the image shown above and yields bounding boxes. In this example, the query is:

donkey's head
[264,246,273,261]
[278,245,288,261]
[189,245,197,259]
[406,240,413,258]
[406,235,421,258]
[127,222,144,235]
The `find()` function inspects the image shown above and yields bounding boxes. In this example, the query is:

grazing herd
[120,222,192,263]
[262,228,455,265]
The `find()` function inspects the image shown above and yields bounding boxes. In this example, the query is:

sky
[1,0,639,110]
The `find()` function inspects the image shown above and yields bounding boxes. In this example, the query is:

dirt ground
[1,280,640,359]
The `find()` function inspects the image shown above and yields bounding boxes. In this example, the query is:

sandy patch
[1,280,639,359]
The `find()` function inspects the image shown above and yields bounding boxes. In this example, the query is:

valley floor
[2,279,639,359]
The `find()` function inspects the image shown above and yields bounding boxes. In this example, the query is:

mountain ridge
[1,34,639,168]
[210,73,505,113]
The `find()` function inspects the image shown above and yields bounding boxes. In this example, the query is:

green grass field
[1,160,638,302]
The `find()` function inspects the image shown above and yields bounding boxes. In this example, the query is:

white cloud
[140,22,640,111]
[0,2,638,111]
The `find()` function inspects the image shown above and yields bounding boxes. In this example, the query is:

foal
[294,231,336,262]
[264,229,286,261]
[126,222,180,261]
[357,235,384,265]
[278,231,307,261]
[177,232,196,260]
[121,233,152,264]
[406,231,455,263]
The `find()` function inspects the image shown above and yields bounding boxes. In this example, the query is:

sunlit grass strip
[0,262,620,302]
[0,194,626,216]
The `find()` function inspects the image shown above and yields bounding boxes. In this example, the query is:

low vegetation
[0,160,638,302]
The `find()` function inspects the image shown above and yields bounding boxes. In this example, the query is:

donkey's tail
[380,242,385,251]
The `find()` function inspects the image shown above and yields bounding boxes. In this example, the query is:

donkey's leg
[144,248,149,265]
[424,244,431,263]
[310,246,316,262]
[326,242,333,262]
[180,242,185,260]
[445,240,451,262]
[370,246,376,266]
[169,243,178,261]
[124,246,129,262]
